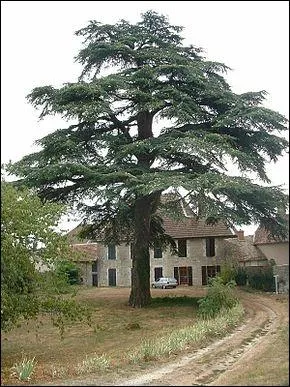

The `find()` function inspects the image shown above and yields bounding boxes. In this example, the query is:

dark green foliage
[234,267,248,286]
[197,276,239,318]
[1,178,91,332]
[220,264,237,284]
[246,266,275,292]
[8,11,289,306]
[233,265,275,291]
[41,297,92,339]
[148,296,200,307]
[55,260,81,285]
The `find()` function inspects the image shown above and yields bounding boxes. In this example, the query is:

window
[177,239,187,257]
[206,237,215,257]
[153,244,162,258]
[108,244,116,260]
[154,267,163,281]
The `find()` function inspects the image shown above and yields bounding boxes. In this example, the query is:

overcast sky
[1,1,289,234]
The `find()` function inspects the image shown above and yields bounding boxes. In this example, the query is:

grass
[10,356,37,381]
[128,304,244,362]
[2,286,287,386]
[0,286,212,384]
[1,286,207,384]
[75,353,111,375]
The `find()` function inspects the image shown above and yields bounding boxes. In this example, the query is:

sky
[1,1,289,235]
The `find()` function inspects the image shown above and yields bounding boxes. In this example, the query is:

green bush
[197,276,239,319]
[220,264,236,284]
[247,266,275,291]
[55,260,81,285]
[234,267,248,286]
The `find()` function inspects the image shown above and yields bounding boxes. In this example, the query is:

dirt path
[113,292,288,386]
[40,291,288,386]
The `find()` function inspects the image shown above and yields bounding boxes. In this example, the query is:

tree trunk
[128,111,157,307]
[129,193,160,307]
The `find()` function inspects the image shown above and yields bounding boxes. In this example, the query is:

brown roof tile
[223,235,267,262]
[162,216,234,238]
[67,195,234,242]
[68,216,234,242]
[72,243,100,261]
[253,215,289,245]
[67,225,90,244]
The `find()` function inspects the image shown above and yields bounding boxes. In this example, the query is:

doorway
[174,266,193,285]
[108,268,116,286]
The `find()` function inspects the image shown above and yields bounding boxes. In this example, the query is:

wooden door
[108,268,116,286]
[154,267,163,281]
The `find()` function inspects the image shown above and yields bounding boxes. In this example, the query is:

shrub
[247,266,275,291]
[234,267,248,286]
[220,264,236,284]
[10,356,37,381]
[55,260,81,285]
[197,276,239,318]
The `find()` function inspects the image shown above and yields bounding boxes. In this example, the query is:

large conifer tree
[10,11,288,307]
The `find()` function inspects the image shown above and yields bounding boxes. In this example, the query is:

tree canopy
[1,175,90,332]
[9,11,289,307]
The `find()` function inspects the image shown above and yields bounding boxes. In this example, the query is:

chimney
[236,230,245,241]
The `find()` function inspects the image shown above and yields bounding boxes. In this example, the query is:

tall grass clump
[128,303,244,363]
[10,356,37,381]
[197,276,239,318]
[75,353,111,375]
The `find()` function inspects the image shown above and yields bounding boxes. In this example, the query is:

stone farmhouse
[253,214,289,292]
[68,205,236,287]
[222,214,289,293]
[68,191,288,291]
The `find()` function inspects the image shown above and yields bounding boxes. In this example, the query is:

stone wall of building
[256,243,289,266]
[80,237,228,287]
[273,264,289,293]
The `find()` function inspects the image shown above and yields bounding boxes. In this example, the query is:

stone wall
[78,237,228,287]
[273,265,289,293]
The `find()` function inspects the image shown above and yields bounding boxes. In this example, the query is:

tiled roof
[223,235,267,262]
[67,195,234,242]
[162,216,234,238]
[160,194,234,238]
[72,243,100,261]
[253,214,289,245]
[67,226,90,244]
[68,216,234,242]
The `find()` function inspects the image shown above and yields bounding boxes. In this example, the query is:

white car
[151,277,178,289]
